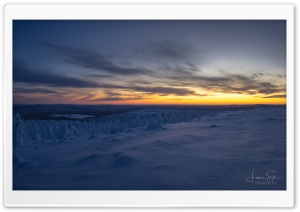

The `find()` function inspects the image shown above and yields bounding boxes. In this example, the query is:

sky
[13,20,286,105]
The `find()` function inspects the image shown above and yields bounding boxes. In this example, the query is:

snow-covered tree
[19,109,206,142]
[59,121,71,141]
[13,113,23,146]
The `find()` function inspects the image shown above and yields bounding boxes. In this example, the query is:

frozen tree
[69,121,77,136]
[19,109,207,141]
[32,123,41,149]
[13,113,23,146]
[59,121,72,141]
[47,124,54,140]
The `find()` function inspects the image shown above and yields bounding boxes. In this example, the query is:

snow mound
[110,138,123,143]
[19,161,38,170]
[13,152,38,170]
[112,154,137,168]
[146,123,166,130]
[77,154,103,162]
[13,152,24,167]
[88,134,97,139]
[13,105,286,190]
[73,173,101,180]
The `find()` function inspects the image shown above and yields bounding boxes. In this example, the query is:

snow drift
[13,106,286,190]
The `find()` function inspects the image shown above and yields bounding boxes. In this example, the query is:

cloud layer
[42,43,151,76]
[14,60,100,88]
[14,42,286,103]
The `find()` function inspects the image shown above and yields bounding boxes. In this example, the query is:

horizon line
[13,103,287,106]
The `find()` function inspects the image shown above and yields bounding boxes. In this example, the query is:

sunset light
[13,20,286,105]
[12,19,288,191]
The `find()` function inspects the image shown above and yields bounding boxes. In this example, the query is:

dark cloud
[257,88,285,95]
[262,94,286,98]
[130,80,153,85]
[91,96,143,102]
[88,85,200,98]
[130,86,199,96]
[38,43,285,97]
[137,41,199,63]
[158,63,200,76]
[42,43,152,76]
[13,88,58,94]
[130,41,202,76]
[14,52,285,100]
[13,94,59,104]
[163,72,285,95]
[90,90,145,102]
[148,41,194,60]
[97,85,199,97]
[13,60,100,88]
[83,74,116,78]
[277,74,286,78]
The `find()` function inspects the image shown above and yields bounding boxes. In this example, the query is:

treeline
[13,109,209,146]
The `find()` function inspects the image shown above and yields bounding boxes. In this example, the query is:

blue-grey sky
[13,20,286,104]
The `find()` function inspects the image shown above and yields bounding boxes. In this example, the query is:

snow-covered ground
[13,106,286,190]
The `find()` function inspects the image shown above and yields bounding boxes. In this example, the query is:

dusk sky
[13,20,286,105]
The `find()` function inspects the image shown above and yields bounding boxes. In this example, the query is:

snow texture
[13,105,286,190]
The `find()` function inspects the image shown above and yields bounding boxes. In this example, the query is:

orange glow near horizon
[14,91,286,105]
[94,97,286,105]
[83,91,286,105]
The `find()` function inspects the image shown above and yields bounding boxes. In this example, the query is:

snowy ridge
[16,109,211,143]
[13,106,286,190]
